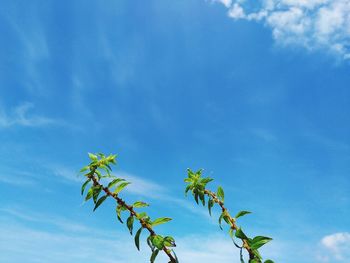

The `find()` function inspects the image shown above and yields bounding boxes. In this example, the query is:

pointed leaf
[126,216,134,235]
[235,211,251,219]
[85,187,94,201]
[163,236,176,247]
[218,213,224,230]
[92,186,102,203]
[81,179,91,195]
[134,227,143,250]
[150,249,159,263]
[80,166,90,173]
[184,185,191,196]
[114,182,131,194]
[208,198,214,216]
[152,217,172,227]
[172,250,179,263]
[217,186,225,202]
[133,201,149,208]
[235,227,248,240]
[93,195,107,211]
[88,153,98,161]
[108,178,125,188]
[250,236,273,250]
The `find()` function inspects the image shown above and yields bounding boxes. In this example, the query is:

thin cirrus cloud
[50,165,212,219]
[0,206,241,263]
[0,102,59,128]
[213,0,350,60]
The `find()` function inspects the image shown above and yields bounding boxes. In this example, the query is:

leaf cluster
[80,153,178,263]
[184,169,274,263]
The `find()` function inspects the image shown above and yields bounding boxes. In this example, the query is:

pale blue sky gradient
[0,1,349,262]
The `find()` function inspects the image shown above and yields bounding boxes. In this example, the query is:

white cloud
[318,232,350,262]
[213,0,350,60]
[214,0,233,8]
[0,102,59,128]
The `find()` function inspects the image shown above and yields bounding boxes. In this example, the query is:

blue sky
[0,0,349,262]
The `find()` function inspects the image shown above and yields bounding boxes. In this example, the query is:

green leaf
[150,249,159,263]
[218,213,224,230]
[172,250,179,263]
[95,170,102,179]
[92,186,102,203]
[134,227,143,251]
[184,185,191,196]
[252,249,262,260]
[93,195,107,211]
[114,182,131,194]
[201,177,213,184]
[147,236,155,251]
[208,198,214,216]
[151,235,164,249]
[116,204,126,223]
[264,260,274,263]
[126,216,134,235]
[85,187,93,201]
[235,227,248,240]
[163,236,176,247]
[235,211,252,219]
[152,217,172,227]
[199,191,205,206]
[80,166,90,173]
[194,191,199,204]
[187,168,195,179]
[249,259,260,263]
[250,236,273,250]
[223,214,231,224]
[81,179,91,195]
[217,186,225,202]
[88,153,98,161]
[133,201,149,208]
[136,212,147,220]
[108,178,125,188]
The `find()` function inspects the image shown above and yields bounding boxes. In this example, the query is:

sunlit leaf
[133,201,149,208]
[152,217,172,227]
[217,186,224,202]
[114,182,131,194]
[235,211,251,219]
[108,178,125,188]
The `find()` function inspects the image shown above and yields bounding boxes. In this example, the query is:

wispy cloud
[0,206,234,263]
[0,215,244,263]
[0,174,36,187]
[213,0,350,60]
[0,207,89,233]
[0,102,60,128]
[50,165,213,220]
[317,232,350,262]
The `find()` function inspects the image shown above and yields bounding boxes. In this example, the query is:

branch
[80,153,177,263]
[184,168,274,263]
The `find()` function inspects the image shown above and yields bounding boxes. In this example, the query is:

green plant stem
[88,168,176,263]
[204,189,256,262]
